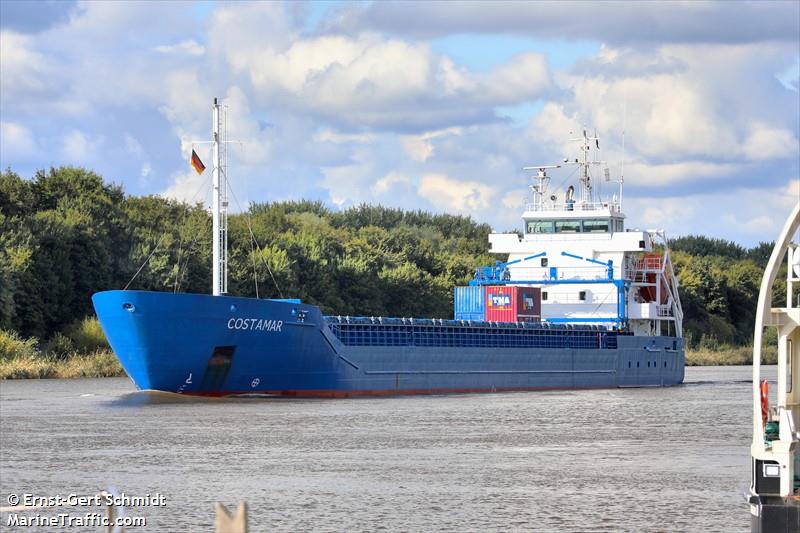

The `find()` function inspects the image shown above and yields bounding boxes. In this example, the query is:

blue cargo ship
[93,100,685,397]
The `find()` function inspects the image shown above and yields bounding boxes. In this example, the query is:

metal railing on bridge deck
[524,201,622,213]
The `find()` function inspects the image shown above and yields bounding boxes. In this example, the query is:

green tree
[0,165,777,352]
[670,235,746,260]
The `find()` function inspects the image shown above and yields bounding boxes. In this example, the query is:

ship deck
[325,316,636,350]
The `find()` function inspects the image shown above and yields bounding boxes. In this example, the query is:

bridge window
[555,220,581,233]
[527,220,555,234]
[582,219,610,233]
[529,218,617,234]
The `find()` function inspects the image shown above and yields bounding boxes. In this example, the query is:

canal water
[0,366,764,532]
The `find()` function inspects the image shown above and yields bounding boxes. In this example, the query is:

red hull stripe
[179,385,618,398]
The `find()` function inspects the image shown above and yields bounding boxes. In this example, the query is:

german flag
[190,149,206,174]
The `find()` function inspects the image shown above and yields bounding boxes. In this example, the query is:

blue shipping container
[454,286,484,320]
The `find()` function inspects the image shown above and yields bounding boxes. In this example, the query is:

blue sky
[1,0,798,246]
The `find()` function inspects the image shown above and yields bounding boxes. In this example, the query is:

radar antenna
[522,164,560,210]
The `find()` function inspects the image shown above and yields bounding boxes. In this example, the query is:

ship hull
[92,290,685,397]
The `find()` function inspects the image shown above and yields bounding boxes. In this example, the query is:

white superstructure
[750,202,800,499]
[483,129,683,337]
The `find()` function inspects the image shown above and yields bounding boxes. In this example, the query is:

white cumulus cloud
[371,172,411,196]
[418,173,497,212]
[61,130,101,163]
[0,1,796,248]
[208,3,551,131]
[153,39,206,56]
[401,127,462,162]
[742,123,798,160]
[0,121,39,162]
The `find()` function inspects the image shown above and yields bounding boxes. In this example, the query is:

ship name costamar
[227,318,283,332]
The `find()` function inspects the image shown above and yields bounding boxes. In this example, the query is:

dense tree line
[669,235,774,265]
[667,235,785,347]
[0,166,779,348]
[1,167,492,339]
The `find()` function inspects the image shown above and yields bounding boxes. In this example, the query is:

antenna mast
[523,165,560,210]
[211,98,228,296]
[581,128,590,202]
[620,89,627,211]
[570,127,601,204]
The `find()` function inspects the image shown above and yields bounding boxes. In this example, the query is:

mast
[523,165,559,210]
[211,98,228,296]
[619,127,625,211]
[581,128,590,202]
[570,127,600,204]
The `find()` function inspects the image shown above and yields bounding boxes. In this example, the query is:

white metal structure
[210,98,229,296]
[487,130,682,337]
[750,202,800,498]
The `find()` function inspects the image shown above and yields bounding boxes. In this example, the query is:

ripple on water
[0,366,765,532]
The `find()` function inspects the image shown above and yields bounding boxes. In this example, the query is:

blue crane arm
[471,252,547,284]
[561,251,614,279]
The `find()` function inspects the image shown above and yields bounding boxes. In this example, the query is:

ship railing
[657,305,673,317]
[626,256,664,272]
[540,294,611,304]
[624,272,643,282]
[624,271,658,282]
[623,256,665,281]
[524,201,621,213]
[324,315,616,331]
[510,266,617,281]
